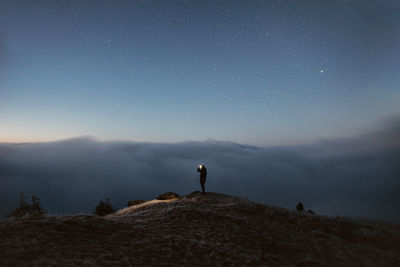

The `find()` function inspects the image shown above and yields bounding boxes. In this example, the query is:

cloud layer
[1,117,399,222]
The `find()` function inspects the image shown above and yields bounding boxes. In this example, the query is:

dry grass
[1,191,399,266]
[113,198,179,216]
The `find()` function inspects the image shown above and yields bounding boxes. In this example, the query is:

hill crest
[1,192,399,266]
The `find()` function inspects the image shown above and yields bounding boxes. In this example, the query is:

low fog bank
[1,117,399,222]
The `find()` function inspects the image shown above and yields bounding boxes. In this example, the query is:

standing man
[197,164,207,195]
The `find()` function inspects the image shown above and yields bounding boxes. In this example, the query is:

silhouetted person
[296,202,304,212]
[197,164,207,195]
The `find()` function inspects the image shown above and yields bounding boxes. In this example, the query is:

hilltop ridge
[1,192,400,266]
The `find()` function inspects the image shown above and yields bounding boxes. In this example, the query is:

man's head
[197,164,206,172]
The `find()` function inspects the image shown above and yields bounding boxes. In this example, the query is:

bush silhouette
[9,192,47,218]
[93,197,115,216]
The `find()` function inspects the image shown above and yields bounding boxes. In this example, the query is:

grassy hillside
[1,192,399,266]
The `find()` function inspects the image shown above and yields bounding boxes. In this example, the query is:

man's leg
[201,182,205,195]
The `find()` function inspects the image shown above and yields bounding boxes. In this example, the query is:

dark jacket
[197,165,207,183]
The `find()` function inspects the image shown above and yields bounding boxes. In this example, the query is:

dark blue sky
[1,0,399,144]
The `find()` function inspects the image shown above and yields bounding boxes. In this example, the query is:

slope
[1,192,399,266]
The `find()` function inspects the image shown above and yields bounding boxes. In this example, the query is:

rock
[184,191,202,198]
[156,192,180,200]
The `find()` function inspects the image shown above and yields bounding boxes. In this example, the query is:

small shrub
[127,200,147,207]
[9,192,48,218]
[93,197,115,216]
[156,192,180,200]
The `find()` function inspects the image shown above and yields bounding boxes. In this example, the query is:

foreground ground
[1,192,400,266]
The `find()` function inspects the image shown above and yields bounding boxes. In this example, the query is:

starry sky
[1,0,399,145]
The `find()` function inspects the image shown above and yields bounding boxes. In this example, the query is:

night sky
[1,1,400,222]
[1,0,399,144]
